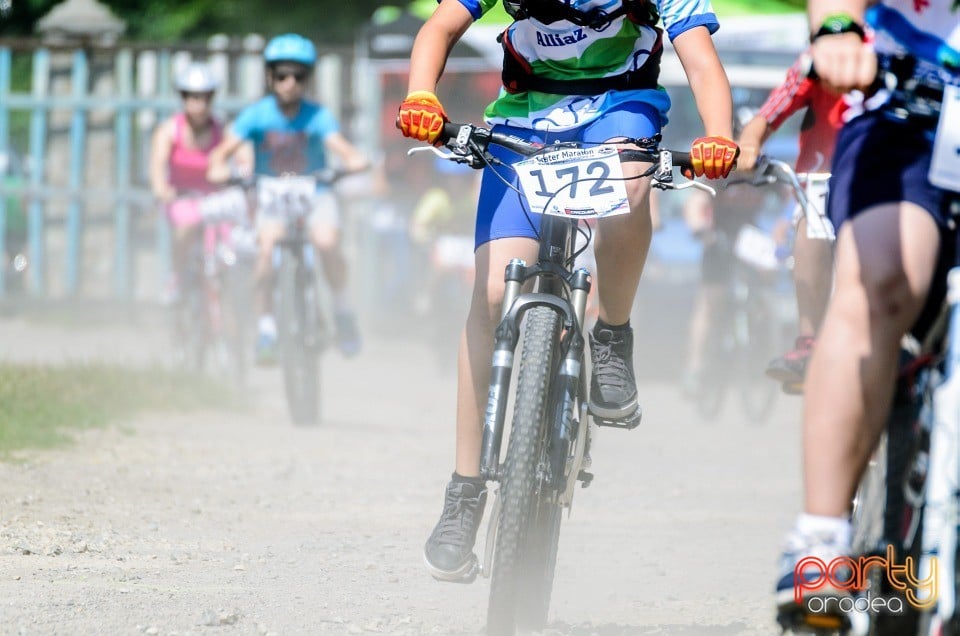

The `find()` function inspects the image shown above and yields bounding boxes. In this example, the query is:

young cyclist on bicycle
[737,49,848,394]
[776,1,959,627]
[150,62,224,302]
[398,0,739,582]
[207,33,368,364]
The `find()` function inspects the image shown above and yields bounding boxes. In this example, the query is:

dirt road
[0,316,802,635]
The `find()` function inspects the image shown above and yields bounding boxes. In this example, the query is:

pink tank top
[168,112,222,194]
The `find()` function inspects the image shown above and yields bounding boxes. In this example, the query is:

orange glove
[690,136,739,180]
[397,90,448,145]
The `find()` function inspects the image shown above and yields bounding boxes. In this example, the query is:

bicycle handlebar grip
[442,122,466,142]
[671,151,692,173]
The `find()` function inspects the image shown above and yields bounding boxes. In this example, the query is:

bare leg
[686,283,726,375]
[255,222,284,318]
[311,222,347,293]
[454,237,539,477]
[592,166,652,325]
[802,203,940,516]
[793,218,834,338]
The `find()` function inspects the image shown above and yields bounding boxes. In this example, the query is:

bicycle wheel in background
[277,256,320,425]
[487,306,562,635]
[696,332,729,422]
[175,258,208,373]
[739,288,779,424]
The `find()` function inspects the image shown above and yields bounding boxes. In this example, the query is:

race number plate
[514,146,630,218]
[802,174,836,241]
[929,84,960,193]
[734,224,779,272]
[257,175,316,219]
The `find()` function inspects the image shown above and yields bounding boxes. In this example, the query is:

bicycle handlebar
[408,121,709,195]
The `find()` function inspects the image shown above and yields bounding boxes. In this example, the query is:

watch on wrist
[811,13,866,43]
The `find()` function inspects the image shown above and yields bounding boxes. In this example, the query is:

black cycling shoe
[423,476,487,583]
[589,322,639,420]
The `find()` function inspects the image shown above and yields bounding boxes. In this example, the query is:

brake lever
[407,145,457,160]
[675,180,717,196]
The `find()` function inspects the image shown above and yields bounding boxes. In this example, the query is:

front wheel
[488,306,563,635]
[277,255,320,425]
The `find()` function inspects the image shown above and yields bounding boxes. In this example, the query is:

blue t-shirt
[231,96,340,176]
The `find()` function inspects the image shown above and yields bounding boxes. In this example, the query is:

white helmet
[175,62,220,93]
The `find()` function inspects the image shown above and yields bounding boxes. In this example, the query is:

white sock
[796,513,851,550]
[258,314,277,337]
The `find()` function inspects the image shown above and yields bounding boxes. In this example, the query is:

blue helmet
[264,34,317,67]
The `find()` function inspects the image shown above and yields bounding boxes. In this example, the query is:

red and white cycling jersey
[758,52,849,173]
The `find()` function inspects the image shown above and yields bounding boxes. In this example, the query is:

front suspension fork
[480,259,526,481]
[479,263,592,482]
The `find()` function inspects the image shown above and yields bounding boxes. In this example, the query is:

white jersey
[867,1,960,82]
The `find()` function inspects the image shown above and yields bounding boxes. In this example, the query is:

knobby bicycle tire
[278,256,319,425]
[739,290,778,424]
[488,306,563,636]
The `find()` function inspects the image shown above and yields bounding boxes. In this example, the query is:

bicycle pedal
[578,470,594,488]
[593,406,642,430]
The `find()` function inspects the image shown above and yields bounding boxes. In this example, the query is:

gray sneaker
[423,476,486,583]
[589,323,639,420]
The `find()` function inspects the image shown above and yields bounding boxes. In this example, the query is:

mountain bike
[694,157,822,423]
[411,122,713,635]
[173,186,254,386]
[251,170,353,426]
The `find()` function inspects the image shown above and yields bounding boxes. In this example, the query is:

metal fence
[0,37,348,301]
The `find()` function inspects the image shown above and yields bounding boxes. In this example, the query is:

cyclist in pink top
[150,62,237,297]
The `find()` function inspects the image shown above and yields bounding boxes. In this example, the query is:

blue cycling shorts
[474,101,661,249]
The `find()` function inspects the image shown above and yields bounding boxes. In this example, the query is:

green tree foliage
[2,0,386,44]
[2,0,809,42]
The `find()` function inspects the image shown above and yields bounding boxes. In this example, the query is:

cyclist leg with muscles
[398,0,738,582]
[776,1,960,625]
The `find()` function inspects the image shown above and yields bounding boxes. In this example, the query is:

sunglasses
[273,70,309,84]
[181,92,213,101]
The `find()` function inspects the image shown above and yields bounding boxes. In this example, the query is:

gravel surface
[0,316,803,635]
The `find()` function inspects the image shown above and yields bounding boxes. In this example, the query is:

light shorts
[166,197,202,228]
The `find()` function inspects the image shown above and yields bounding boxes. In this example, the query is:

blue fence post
[114,48,133,300]
[0,47,11,298]
[65,49,88,296]
[28,48,49,296]
[155,49,172,293]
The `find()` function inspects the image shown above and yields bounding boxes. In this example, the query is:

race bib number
[257,176,316,219]
[734,224,779,272]
[514,146,630,218]
[802,174,836,241]
[930,84,960,193]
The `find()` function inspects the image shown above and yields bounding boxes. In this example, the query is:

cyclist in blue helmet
[208,33,368,364]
